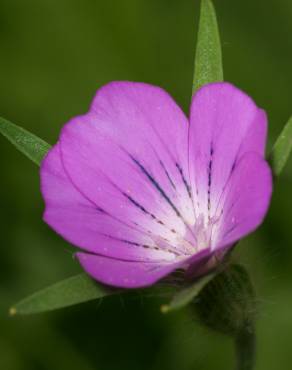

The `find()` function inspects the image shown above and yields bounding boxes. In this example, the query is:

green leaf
[9,273,118,315]
[192,0,223,94]
[0,117,51,166]
[161,272,216,313]
[269,116,292,177]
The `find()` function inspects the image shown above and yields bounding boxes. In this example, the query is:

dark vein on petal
[222,224,237,238]
[121,190,192,253]
[122,191,160,221]
[149,144,195,220]
[78,250,177,265]
[128,153,199,244]
[175,162,192,200]
[104,172,192,254]
[148,143,178,193]
[94,205,108,214]
[100,233,181,256]
[211,124,254,223]
[159,159,176,190]
[122,191,180,232]
[207,144,214,218]
[59,143,185,255]
[212,154,244,224]
[129,154,183,218]
[187,132,200,215]
[223,196,241,220]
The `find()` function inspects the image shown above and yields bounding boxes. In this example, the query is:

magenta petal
[189,82,267,219]
[41,143,176,262]
[76,252,187,288]
[214,152,272,248]
[59,82,197,250]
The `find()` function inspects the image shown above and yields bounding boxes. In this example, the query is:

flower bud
[192,264,256,337]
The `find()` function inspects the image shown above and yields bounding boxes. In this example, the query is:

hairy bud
[193,264,256,337]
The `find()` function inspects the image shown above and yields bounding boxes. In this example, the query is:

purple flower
[41,82,272,288]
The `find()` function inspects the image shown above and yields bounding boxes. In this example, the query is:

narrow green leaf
[161,272,216,313]
[192,0,223,94]
[0,117,51,166]
[269,116,292,177]
[10,273,117,315]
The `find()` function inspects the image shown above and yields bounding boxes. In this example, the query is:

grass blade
[193,0,223,93]
[161,272,216,313]
[269,116,292,177]
[0,117,51,165]
[10,273,117,315]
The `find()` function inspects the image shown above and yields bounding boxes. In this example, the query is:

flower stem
[235,325,256,370]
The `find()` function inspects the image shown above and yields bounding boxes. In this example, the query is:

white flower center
[192,213,220,252]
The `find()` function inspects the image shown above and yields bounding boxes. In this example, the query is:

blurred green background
[1,0,292,369]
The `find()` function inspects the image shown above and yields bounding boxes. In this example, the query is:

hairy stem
[235,325,256,370]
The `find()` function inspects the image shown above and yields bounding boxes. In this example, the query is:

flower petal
[214,152,272,248]
[189,82,267,220]
[59,82,197,253]
[76,252,187,288]
[41,143,177,262]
